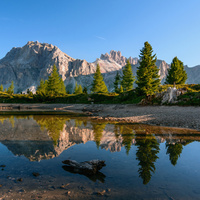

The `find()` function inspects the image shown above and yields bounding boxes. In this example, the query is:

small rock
[106,188,111,192]
[32,172,40,177]
[65,191,71,195]
[18,189,25,193]
[17,178,23,182]
[60,183,70,189]
[96,190,106,196]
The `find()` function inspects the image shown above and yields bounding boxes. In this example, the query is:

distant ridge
[0,41,199,93]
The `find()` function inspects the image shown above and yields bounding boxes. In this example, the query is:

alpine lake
[0,115,200,200]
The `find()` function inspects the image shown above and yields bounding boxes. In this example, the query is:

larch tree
[165,57,187,85]
[83,87,88,94]
[91,64,108,93]
[77,84,83,94]
[119,85,123,93]
[136,41,160,96]
[0,84,3,92]
[121,60,135,91]
[74,82,79,94]
[114,71,121,93]
[74,82,83,94]
[36,79,47,95]
[59,78,66,95]
[7,81,14,94]
[47,64,66,96]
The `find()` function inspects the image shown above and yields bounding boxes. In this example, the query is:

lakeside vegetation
[0,41,199,105]
[0,84,200,105]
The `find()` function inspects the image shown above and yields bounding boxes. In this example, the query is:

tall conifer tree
[36,79,47,95]
[74,82,83,94]
[165,57,187,85]
[47,64,66,96]
[78,84,83,94]
[74,82,79,94]
[0,84,3,92]
[121,60,135,91]
[114,71,121,93]
[7,81,14,94]
[91,64,108,93]
[136,42,160,96]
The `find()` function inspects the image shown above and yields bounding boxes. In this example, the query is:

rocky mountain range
[0,41,199,93]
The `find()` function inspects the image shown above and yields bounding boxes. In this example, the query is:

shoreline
[0,103,200,130]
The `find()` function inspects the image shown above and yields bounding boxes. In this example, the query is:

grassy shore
[0,84,200,105]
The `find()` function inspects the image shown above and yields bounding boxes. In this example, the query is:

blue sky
[0,0,200,67]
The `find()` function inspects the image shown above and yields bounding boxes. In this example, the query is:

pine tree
[0,84,3,92]
[121,60,135,91]
[114,71,121,93]
[27,89,33,96]
[60,78,66,95]
[74,82,78,94]
[78,84,83,94]
[83,87,88,94]
[136,42,160,96]
[36,79,47,95]
[7,81,14,94]
[91,64,108,93]
[74,82,82,94]
[119,85,123,93]
[46,64,66,96]
[165,57,187,85]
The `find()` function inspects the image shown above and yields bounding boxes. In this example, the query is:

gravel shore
[0,103,200,130]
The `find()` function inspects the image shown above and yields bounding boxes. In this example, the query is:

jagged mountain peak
[1,41,74,63]
[100,50,138,66]
[0,41,199,94]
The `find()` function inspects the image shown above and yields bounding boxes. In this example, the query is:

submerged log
[62,159,106,175]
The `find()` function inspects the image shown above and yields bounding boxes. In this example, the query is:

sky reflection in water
[0,115,200,199]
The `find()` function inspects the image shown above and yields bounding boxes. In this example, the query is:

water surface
[0,115,200,199]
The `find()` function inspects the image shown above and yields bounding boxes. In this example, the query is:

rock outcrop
[100,50,138,66]
[0,41,199,93]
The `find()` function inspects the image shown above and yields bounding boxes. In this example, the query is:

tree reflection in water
[92,122,107,149]
[33,115,69,145]
[166,143,183,166]
[1,115,199,185]
[118,125,135,155]
[135,134,160,185]
[0,115,16,127]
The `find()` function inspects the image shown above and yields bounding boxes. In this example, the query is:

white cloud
[95,36,106,40]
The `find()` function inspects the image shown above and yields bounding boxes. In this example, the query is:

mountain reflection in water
[0,115,200,186]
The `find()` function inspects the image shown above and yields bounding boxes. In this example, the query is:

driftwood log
[62,159,106,175]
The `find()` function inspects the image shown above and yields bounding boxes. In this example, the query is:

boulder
[161,87,181,104]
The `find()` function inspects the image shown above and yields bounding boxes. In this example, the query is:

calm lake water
[0,115,200,199]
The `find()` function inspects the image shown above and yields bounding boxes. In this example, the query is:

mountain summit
[0,41,199,93]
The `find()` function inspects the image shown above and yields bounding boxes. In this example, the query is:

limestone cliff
[0,41,199,93]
